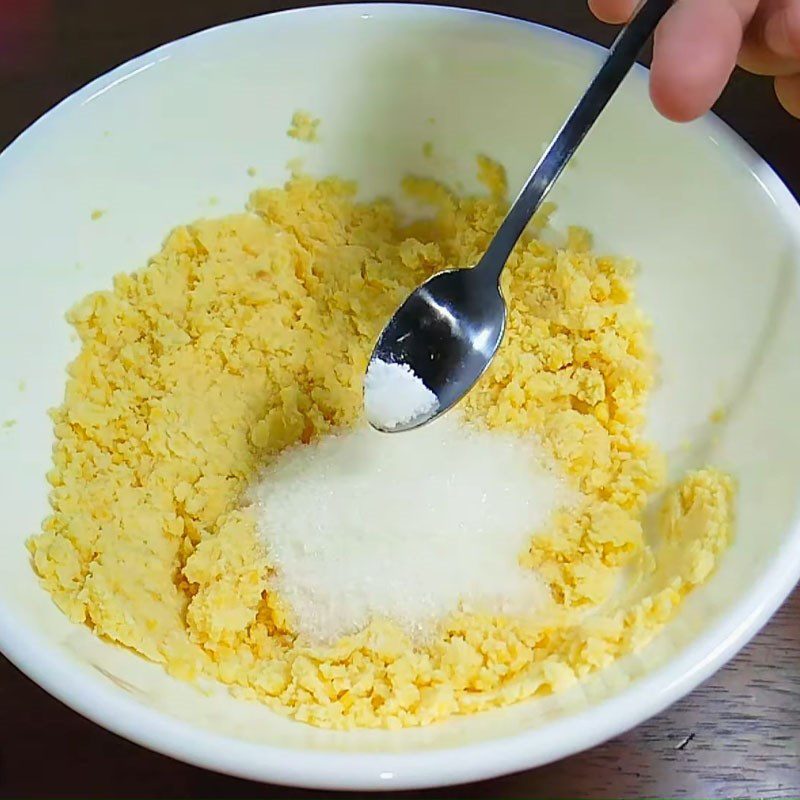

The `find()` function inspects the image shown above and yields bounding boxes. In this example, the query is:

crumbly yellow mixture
[30,161,734,729]
[287,110,320,143]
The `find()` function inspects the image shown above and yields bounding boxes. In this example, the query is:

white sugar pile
[363,359,439,430]
[251,416,572,644]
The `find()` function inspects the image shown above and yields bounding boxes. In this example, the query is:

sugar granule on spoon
[364,358,439,430]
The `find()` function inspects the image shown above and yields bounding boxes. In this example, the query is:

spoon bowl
[370,268,506,429]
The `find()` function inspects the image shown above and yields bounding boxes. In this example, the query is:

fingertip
[587,0,638,25]
[649,78,702,122]
[649,0,744,122]
[775,73,800,117]
[764,3,800,60]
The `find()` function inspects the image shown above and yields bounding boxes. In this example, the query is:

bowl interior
[0,4,799,788]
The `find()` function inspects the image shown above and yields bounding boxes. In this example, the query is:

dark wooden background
[1,1,798,797]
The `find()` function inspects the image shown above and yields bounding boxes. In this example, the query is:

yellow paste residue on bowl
[29,158,734,729]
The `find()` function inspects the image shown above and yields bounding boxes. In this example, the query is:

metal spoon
[366,0,672,432]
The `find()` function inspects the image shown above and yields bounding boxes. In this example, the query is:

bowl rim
[1,2,800,791]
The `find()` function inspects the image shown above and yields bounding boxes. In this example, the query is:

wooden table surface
[1,1,798,797]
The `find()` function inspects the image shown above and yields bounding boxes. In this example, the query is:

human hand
[588,0,800,119]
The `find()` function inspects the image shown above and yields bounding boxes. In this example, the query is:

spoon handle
[477,0,673,281]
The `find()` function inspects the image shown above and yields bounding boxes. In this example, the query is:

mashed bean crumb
[287,110,320,143]
[29,159,734,729]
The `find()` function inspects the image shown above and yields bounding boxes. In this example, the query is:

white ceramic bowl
[1,3,799,790]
